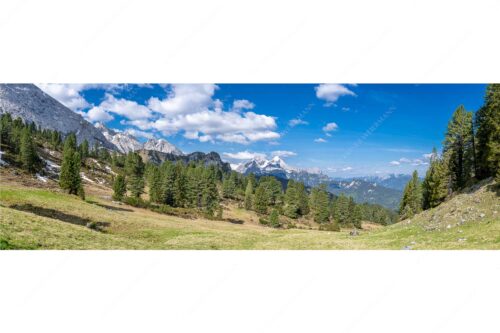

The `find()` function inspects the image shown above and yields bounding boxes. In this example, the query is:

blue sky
[37,84,487,177]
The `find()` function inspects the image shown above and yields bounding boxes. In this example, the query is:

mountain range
[0,83,404,210]
[232,156,403,210]
[95,122,183,155]
[0,84,114,149]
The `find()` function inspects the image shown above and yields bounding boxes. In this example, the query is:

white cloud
[342,166,353,171]
[232,99,255,111]
[314,138,327,143]
[37,84,90,111]
[147,84,217,116]
[288,118,309,127]
[271,150,297,158]
[153,109,279,144]
[125,128,156,140]
[100,93,152,120]
[223,151,267,160]
[341,107,350,112]
[84,106,114,123]
[315,84,356,104]
[322,122,338,132]
[391,157,429,166]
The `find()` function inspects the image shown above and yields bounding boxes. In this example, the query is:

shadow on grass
[86,200,133,212]
[9,204,110,231]
[225,218,244,225]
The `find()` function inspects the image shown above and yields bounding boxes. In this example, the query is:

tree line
[1,111,397,229]
[399,84,499,219]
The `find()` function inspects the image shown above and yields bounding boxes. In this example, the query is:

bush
[123,196,150,208]
[319,222,340,232]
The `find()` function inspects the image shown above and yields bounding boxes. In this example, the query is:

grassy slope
[1,178,499,249]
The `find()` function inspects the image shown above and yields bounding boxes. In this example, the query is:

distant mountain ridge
[232,156,331,187]
[95,122,183,155]
[0,84,114,149]
[232,156,402,210]
[139,149,231,173]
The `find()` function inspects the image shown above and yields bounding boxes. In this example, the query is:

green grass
[1,183,499,249]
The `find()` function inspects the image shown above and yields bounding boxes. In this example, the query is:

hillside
[1,169,498,249]
[0,84,113,149]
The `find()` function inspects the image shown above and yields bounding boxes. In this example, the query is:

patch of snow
[80,172,95,183]
[36,174,48,183]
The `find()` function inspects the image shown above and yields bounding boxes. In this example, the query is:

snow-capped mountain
[95,123,142,153]
[143,138,183,155]
[232,156,329,187]
[95,122,183,155]
[0,84,114,149]
[335,174,414,191]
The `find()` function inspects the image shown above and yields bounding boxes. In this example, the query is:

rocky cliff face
[0,84,114,149]
[139,149,231,172]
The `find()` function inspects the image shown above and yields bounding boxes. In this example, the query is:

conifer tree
[80,139,89,161]
[112,174,127,201]
[352,204,363,229]
[19,127,40,173]
[443,105,475,190]
[309,184,330,224]
[253,185,268,214]
[244,178,253,210]
[334,194,350,225]
[399,170,422,219]
[283,180,300,218]
[59,133,82,196]
[422,148,448,209]
[148,165,163,203]
[475,84,500,180]
[201,166,220,217]
[125,152,145,198]
[268,209,280,228]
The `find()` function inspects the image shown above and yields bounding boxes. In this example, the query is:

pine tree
[352,204,362,229]
[113,174,127,201]
[80,139,89,161]
[244,178,253,210]
[253,185,268,214]
[201,166,220,217]
[148,165,163,203]
[19,127,40,173]
[334,194,350,225]
[475,84,500,180]
[283,180,300,218]
[399,170,422,219]
[268,209,280,228]
[443,105,475,190]
[124,152,145,198]
[309,184,330,224]
[59,133,82,195]
[422,148,448,209]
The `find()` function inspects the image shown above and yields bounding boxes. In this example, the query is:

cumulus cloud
[100,93,152,120]
[125,128,156,140]
[223,151,267,160]
[147,84,217,116]
[322,122,338,132]
[315,84,356,105]
[271,150,297,158]
[390,157,429,166]
[37,84,90,111]
[232,99,255,111]
[288,118,309,127]
[84,106,114,123]
[314,138,327,143]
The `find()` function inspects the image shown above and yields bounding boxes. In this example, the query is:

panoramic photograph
[0,83,498,249]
